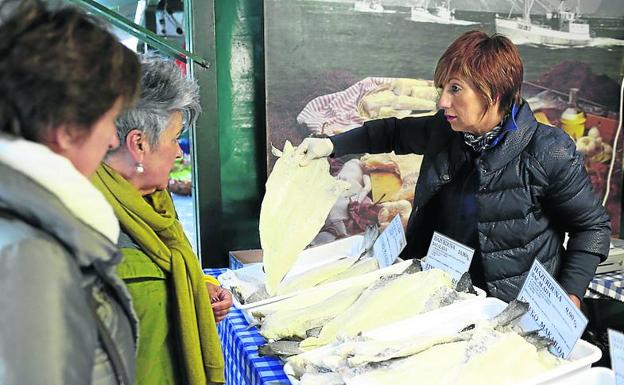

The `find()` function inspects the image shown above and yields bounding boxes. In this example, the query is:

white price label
[372,214,406,268]
[422,232,474,284]
[517,260,588,358]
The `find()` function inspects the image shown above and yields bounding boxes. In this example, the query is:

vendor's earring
[136,162,144,174]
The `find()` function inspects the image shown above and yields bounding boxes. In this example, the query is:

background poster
[265,0,624,246]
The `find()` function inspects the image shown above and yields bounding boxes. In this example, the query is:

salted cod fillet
[442,329,561,385]
[329,300,562,385]
[276,225,380,295]
[260,141,350,296]
[260,285,366,340]
[276,257,361,296]
[300,269,455,349]
[343,328,560,385]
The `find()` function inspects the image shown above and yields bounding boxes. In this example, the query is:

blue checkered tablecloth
[204,268,291,385]
[585,271,624,302]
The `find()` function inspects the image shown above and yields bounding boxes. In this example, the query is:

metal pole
[67,0,210,68]
[184,0,224,267]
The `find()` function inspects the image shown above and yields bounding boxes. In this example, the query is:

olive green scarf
[92,163,225,385]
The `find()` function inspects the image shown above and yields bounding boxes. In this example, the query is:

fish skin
[355,225,380,261]
[403,259,423,274]
[258,340,303,358]
[306,327,322,338]
[455,272,477,294]
[520,329,556,350]
[488,299,530,329]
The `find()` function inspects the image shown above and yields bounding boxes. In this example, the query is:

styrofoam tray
[285,297,602,385]
[218,235,363,310]
[543,367,615,385]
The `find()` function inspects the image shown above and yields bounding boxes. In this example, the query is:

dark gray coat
[331,102,611,302]
[0,161,137,385]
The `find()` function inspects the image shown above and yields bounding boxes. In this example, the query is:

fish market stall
[207,266,609,385]
[206,141,612,385]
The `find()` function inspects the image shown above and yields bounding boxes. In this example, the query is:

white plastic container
[219,235,364,309]
[543,367,615,385]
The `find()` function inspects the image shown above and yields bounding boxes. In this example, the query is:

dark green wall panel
[215,0,265,255]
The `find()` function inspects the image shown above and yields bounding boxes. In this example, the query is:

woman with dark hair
[297,31,611,307]
[0,1,140,384]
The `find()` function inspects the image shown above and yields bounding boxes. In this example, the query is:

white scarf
[0,136,119,243]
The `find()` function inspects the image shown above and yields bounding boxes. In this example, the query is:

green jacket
[116,231,223,385]
[117,231,181,385]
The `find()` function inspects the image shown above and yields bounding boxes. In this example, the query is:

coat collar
[0,136,121,268]
[0,136,119,243]
[478,101,539,172]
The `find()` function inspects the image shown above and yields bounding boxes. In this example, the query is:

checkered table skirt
[585,271,624,302]
[204,268,291,385]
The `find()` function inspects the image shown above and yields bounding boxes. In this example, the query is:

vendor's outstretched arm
[331,112,440,157]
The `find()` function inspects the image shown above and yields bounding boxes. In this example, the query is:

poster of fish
[264,0,624,245]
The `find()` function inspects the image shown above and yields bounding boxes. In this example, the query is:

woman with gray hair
[92,57,229,385]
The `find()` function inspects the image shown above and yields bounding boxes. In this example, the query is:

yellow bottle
[560,88,585,141]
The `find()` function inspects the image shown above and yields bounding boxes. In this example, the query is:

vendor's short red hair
[434,31,523,114]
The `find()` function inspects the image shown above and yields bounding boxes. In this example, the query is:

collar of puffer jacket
[0,135,119,244]
[478,101,540,172]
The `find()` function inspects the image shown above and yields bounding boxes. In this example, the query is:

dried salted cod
[276,257,360,296]
[260,285,366,340]
[260,141,350,296]
[441,328,561,385]
[343,341,469,385]
[300,269,456,349]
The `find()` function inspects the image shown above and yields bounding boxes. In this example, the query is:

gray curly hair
[114,55,200,149]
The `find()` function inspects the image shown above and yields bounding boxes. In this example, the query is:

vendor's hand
[206,283,232,323]
[568,294,581,309]
[295,138,334,166]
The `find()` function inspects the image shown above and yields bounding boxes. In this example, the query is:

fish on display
[286,300,563,385]
[299,268,457,350]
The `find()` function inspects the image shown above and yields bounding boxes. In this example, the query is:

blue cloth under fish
[204,268,290,385]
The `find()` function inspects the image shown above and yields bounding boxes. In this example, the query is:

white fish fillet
[260,141,350,295]
[344,341,468,385]
[276,257,358,296]
[300,269,455,349]
[442,329,561,385]
[296,323,562,385]
[260,285,365,340]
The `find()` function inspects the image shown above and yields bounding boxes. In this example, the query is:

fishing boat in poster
[495,0,591,46]
[353,0,396,14]
[409,0,477,26]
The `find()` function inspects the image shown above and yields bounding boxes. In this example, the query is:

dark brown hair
[434,30,524,114]
[0,0,140,142]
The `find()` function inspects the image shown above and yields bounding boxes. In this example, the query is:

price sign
[422,231,474,284]
[517,260,588,358]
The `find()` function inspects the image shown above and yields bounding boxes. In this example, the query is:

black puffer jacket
[331,102,611,302]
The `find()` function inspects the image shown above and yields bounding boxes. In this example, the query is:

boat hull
[353,2,396,14]
[409,7,477,26]
[495,17,590,46]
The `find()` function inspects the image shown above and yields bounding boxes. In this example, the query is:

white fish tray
[237,259,419,323]
[285,297,601,385]
[218,235,364,309]
[543,367,615,385]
